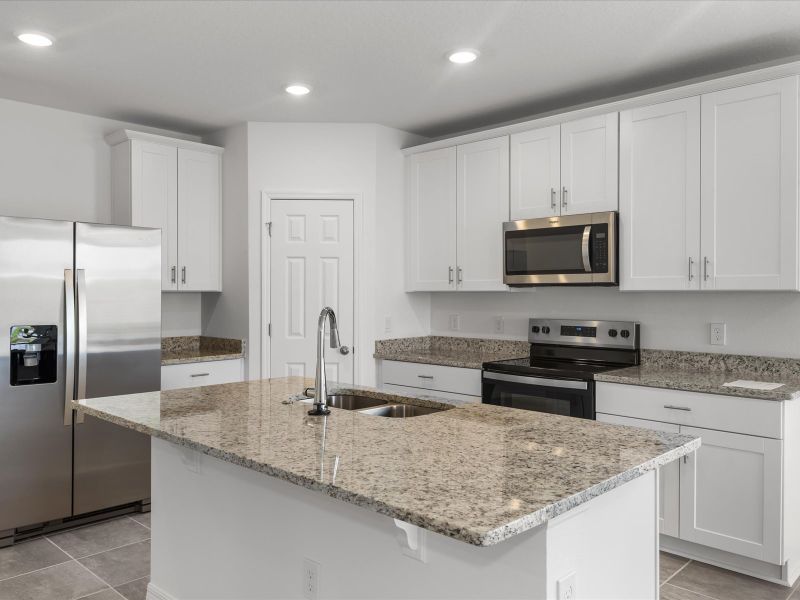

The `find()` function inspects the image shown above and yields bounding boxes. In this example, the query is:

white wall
[0,96,203,336]
[237,122,429,384]
[430,289,800,358]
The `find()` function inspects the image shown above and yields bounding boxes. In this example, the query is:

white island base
[146,438,659,600]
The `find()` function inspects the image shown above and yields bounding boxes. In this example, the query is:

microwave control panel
[591,225,609,273]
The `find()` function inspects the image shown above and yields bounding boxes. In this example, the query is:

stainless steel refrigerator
[0,216,160,544]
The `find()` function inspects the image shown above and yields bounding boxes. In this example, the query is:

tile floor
[0,513,150,600]
[1,518,798,600]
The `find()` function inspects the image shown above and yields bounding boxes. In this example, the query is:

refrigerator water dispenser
[10,325,57,385]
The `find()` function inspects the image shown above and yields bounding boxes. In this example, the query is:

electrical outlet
[557,572,576,600]
[384,315,392,334]
[493,315,505,334]
[448,314,461,331]
[302,558,319,600]
[710,322,726,346]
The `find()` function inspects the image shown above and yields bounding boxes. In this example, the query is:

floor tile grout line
[126,514,151,530]
[48,535,151,561]
[661,558,693,587]
[112,574,151,591]
[44,537,122,600]
[664,582,722,600]
[0,555,75,585]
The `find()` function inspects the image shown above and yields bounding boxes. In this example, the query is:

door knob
[339,346,351,355]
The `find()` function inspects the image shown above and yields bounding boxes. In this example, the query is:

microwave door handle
[581,225,592,272]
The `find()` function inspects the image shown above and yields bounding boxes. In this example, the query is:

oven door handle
[581,225,592,272]
[483,372,588,390]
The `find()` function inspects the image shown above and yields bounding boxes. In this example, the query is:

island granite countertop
[73,377,698,546]
[595,349,800,401]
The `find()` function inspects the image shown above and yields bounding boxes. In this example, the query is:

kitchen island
[74,377,699,600]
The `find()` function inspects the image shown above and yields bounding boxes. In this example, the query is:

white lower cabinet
[679,426,782,563]
[377,360,482,401]
[161,359,244,391]
[596,381,791,579]
[596,413,680,537]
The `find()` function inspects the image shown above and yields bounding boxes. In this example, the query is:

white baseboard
[146,582,178,600]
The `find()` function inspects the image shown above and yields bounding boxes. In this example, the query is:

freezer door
[73,222,161,515]
[0,217,74,531]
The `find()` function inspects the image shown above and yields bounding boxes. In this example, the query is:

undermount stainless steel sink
[357,404,446,418]
[300,395,388,410]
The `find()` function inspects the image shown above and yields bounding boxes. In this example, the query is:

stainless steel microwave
[503,211,618,286]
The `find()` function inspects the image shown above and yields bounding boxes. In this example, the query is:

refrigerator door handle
[75,269,87,424]
[64,269,76,426]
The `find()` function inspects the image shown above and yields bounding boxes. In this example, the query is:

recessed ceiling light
[448,49,478,64]
[285,84,311,96]
[17,32,53,47]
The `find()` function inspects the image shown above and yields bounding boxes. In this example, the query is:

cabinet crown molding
[105,129,224,154]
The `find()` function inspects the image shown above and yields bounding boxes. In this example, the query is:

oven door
[503,211,616,286]
[481,371,595,419]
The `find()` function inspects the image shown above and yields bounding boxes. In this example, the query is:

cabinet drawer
[596,382,782,439]
[381,383,481,404]
[380,360,481,397]
[161,359,243,391]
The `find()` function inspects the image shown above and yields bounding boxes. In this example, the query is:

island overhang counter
[74,376,699,600]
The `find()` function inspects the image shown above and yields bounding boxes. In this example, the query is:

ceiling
[1,1,800,139]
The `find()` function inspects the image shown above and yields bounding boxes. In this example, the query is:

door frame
[260,191,363,383]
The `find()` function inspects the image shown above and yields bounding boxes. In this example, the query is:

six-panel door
[456,136,509,291]
[679,426,782,564]
[700,76,799,291]
[619,97,701,291]
[405,147,458,291]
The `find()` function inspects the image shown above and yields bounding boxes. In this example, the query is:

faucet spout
[308,307,340,416]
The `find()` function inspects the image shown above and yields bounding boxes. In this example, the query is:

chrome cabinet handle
[64,269,76,426]
[457,266,463,284]
[190,373,210,378]
[75,270,87,424]
[688,257,694,281]
[339,346,350,355]
[171,266,176,284]
[448,266,454,285]
[562,186,568,208]
[703,257,709,282]
[550,188,556,210]
[417,375,434,379]
[664,405,692,411]
[181,266,186,284]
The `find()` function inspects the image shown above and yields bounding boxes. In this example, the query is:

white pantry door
[269,199,354,384]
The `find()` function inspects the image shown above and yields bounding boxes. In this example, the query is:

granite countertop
[73,377,698,547]
[374,336,529,369]
[161,336,244,366]
[596,349,800,401]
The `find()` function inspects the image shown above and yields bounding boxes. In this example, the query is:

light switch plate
[493,315,504,334]
[448,314,461,331]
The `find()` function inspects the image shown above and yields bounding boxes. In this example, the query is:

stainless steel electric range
[482,318,640,419]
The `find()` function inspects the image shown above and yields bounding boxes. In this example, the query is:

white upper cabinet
[405,147,458,291]
[177,149,222,292]
[509,125,560,220]
[560,113,619,216]
[456,137,509,291]
[107,130,223,292]
[620,97,701,291]
[700,77,799,291]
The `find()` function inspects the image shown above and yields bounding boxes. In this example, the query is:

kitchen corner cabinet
[509,113,618,220]
[107,130,223,292]
[620,76,799,291]
[406,136,508,292]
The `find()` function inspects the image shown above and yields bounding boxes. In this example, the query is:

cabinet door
[456,136,509,291]
[596,413,680,537]
[679,426,782,563]
[509,125,560,219]
[700,77,799,290]
[405,148,457,291]
[131,140,178,291]
[619,98,701,290]
[177,148,222,291]
[560,113,619,215]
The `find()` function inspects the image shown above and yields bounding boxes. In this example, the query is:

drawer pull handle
[664,405,691,411]
[190,373,210,378]
[417,375,434,380]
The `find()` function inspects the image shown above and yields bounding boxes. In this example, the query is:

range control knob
[531,326,540,333]
[608,329,618,338]
[541,326,551,334]
[620,329,630,339]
